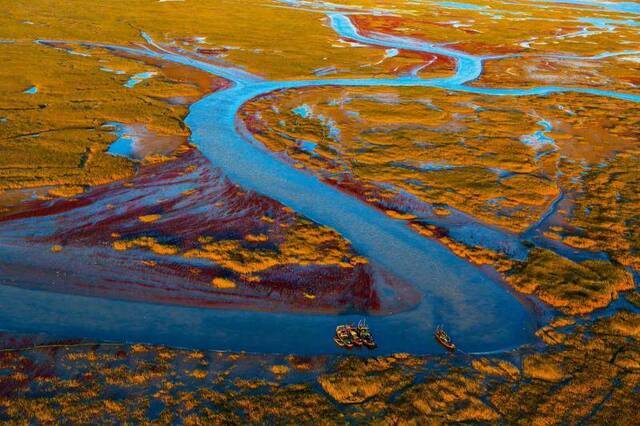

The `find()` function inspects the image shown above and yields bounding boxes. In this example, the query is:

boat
[356,320,377,349]
[333,335,352,348]
[348,324,364,347]
[434,325,456,351]
[334,325,354,349]
[334,321,377,349]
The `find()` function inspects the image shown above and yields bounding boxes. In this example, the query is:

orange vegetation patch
[560,150,640,270]
[211,277,236,289]
[270,365,290,376]
[523,353,568,382]
[112,237,179,256]
[318,357,414,404]
[507,248,634,315]
[241,85,567,232]
[138,214,162,223]
[411,222,512,272]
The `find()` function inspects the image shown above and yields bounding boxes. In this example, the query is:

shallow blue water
[0,245,532,355]
[101,67,126,75]
[418,161,456,171]
[579,17,640,27]
[521,119,556,150]
[124,71,156,88]
[328,14,483,86]
[436,1,487,10]
[299,139,318,152]
[534,0,640,14]
[292,104,312,118]
[384,48,399,58]
[105,122,138,159]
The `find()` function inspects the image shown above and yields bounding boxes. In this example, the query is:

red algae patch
[0,146,415,315]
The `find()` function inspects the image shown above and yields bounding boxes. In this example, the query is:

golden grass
[138,214,162,223]
[318,374,387,404]
[561,150,640,270]
[244,233,269,242]
[507,248,634,314]
[270,365,290,376]
[318,357,414,404]
[523,354,567,382]
[1,312,639,424]
[398,373,499,421]
[471,358,520,381]
[211,277,236,289]
[626,292,640,308]
[241,85,566,232]
[0,41,196,196]
[183,218,366,274]
[0,0,420,80]
[412,222,512,271]
[47,186,85,198]
[112,237,179,256]
[595,310,640,339]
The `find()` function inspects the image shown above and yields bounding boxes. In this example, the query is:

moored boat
[434,325,456,351]
[335,325,354,349]
[334,321,377,349]
[356,320,377,349]
[334,335,352,349]
[333,320,377,349]
[349,325,364,347]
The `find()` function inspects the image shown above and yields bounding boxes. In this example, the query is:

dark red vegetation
[0,147,417,314]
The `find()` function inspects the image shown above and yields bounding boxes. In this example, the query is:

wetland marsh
[1,0,639,422]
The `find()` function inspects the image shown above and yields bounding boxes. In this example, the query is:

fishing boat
[434,325,456,351]
[334,321,377,349]
[334,325,354,349]
[348,324,364,347]
[356,320,377,349]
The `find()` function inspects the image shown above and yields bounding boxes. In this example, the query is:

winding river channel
[2,2,639,355]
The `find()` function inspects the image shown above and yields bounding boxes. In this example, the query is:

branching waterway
[2,2,639,354]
